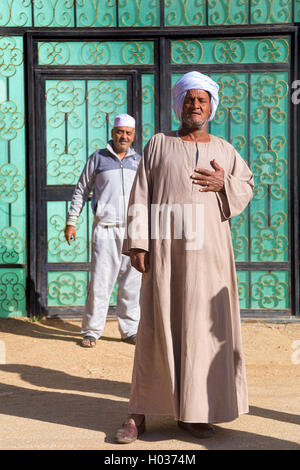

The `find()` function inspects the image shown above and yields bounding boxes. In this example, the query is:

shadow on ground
[0,363,299,450]
[0,318,299,450]
[0,317,120,344]
[0,364,130,397]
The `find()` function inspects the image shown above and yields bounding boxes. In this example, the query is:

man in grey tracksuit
[64,114,142,347]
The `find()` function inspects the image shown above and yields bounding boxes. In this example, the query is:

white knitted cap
[113,113,135,128]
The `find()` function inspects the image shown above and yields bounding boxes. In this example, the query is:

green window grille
[237,270,289,310]
[0,36,26,317]
[171,65,290,311]
[38,41,155,66]
[47,271,118,306]
[47,201,92,264]
[48,271,88,307]
[296,0,300,21]
[0,268,26,317]
[45,78,128,187]
[171,38,290,65]
[1,1,299,27]
[43,68,155,310]
[141,74,155,148]
[0,26,296,316]
[45,77,129,308]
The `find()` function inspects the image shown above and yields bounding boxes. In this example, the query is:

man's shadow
[207,287,242,422]
[189,286,300,449]
[139,416,300,449]
[0,381,128,443]
[207,287,300,427]
[0,364,130,397]
[0,362,131,444]
[0,376,299,448]
[0,317,81,342]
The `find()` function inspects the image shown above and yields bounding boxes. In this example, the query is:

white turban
[172,71,219,122]
[114,113,135,128]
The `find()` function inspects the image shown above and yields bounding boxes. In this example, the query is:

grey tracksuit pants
[81,223,142,340]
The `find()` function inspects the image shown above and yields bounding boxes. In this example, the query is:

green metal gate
[42,76,130,314]
[170,39,291,316]
[34,43,156,316]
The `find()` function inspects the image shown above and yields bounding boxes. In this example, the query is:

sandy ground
[0,317,299,451]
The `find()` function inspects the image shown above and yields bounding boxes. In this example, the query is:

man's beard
[114,141,130,153]
[181,115,207,130]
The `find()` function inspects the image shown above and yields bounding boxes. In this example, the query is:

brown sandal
[81,336,96,348]
[114,417,145,444]
[178,420,215,438]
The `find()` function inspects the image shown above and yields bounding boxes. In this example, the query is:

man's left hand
[191,159,224,192]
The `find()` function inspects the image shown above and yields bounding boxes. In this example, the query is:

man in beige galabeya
[115,71,254,443]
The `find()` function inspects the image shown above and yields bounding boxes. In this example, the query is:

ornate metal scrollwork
[48,212,86,262]
[214,73,248,124]
[252,272,289,309]
[0,163,25,204]
[0,271,25,313]
[0,226,25,264]
[48,272,87,305]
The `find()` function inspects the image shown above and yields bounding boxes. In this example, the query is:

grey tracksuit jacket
[67,142,142,340]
